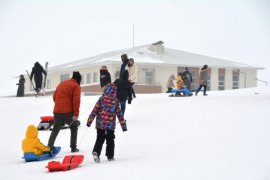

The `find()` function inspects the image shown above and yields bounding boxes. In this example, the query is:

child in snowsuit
[22,125,50,155]
[87,83,127,162]
[176,72,184,90]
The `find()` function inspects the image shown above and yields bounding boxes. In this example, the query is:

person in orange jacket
[22,125,50,155]
[47,71,81,153]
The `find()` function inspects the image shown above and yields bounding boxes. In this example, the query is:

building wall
[210,68,219,91]
[25,64,258,94]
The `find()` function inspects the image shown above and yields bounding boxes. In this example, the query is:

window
[218,69,225,90]
[86,73,91,84]
[137,68,155,85]
[81,74,85,85]
[190,70,197,91]
[47,79,51,89]
[218,75,225,90]
[232,71,239,89]
[93,72,98,83]
[145,71,154,84]
[60,74,69,82]
[207,72,211,91]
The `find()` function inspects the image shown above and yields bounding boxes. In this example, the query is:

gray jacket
[199,69,208,85]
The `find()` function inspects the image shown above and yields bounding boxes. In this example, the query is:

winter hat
[72,71,82,84]
[121,54,128,61]
[185,67,189,71]
[100,65,108,70]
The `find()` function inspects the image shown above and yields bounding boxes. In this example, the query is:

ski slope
[1,87,270,180]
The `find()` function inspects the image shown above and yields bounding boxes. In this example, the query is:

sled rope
[77,127,89,148]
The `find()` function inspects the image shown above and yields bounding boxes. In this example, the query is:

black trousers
[166,87,173,93]
[93,129,115,158]
[130,82,136,97]
[48,113,78,149]
[196,85,207,95]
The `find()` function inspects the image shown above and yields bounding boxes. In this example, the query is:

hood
[120,70,129,81]
[25,125,38,138]
[103,83,117,98]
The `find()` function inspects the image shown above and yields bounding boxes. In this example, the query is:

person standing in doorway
[48,71,82,152]
[128,58,137,98]
[195,65,208,96]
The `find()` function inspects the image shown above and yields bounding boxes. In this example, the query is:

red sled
[46,155,84,172]
[40,116,54,122]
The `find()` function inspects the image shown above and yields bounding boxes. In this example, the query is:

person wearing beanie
[48,71,81,153]
[100,65,111,88]
[120,54,129,75]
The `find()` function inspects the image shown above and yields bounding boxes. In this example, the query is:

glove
[72,116,78,121]
[86,117,93,127]
[122,123,127,132]
[128,98,132,104]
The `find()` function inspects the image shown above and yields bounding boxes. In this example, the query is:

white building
[25,41,263,95]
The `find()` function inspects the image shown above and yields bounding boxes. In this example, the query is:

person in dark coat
[16,75,25,97]
[99,65,111,89]
[114,70,133,115]
[120,54,129,75]
[195,65,208,96]
[182,67,193,90]
[30,62,47,95]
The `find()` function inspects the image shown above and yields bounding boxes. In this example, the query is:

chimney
[148,41,164,54]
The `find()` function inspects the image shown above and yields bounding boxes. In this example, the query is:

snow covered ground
[1,87,270,180]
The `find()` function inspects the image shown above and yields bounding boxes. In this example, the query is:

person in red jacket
[48,71,81,153]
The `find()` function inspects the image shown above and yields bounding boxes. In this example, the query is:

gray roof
[49,43,262,72]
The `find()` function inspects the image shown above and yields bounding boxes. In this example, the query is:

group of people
[16,62,47,97]
[166,65,209,96]
[22,54,138,163]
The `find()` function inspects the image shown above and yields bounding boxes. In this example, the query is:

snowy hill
[1,87,270,180]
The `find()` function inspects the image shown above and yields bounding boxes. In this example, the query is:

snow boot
[107,156,114,161]
[71,148,79,153]
[92,152,100,163]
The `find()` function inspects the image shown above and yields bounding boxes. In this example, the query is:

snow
[1,87,270,180]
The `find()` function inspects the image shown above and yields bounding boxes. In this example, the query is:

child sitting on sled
[87,83,127,163]
[22,125,51,155]
[176,72,184,90]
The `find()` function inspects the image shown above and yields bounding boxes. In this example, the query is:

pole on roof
[132,22,135,48]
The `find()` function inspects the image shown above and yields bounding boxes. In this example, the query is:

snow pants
[93,129,115,158]
[48,113,78,150]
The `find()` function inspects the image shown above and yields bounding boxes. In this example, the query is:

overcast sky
[0,0,269,96]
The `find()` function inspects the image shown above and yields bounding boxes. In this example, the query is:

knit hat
[100,65,108,70]
[72,71,82,84]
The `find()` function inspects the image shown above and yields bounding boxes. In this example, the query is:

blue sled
[23,147,61,162]
[169,87,193,97]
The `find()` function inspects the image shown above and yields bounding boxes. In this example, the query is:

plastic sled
[23,147,61,162]
[46,155,84,172]
[169,87,193,97]
[49,120,81,131]
[37,116,54,130]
